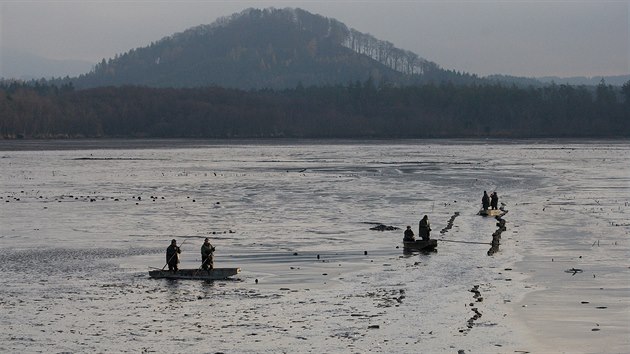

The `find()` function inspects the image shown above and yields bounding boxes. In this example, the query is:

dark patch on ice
[369,224,400,231]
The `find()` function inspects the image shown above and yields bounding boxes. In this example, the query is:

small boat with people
[403,239,438,251]
[480,190,504,216]
[401,218,437,251]
[151,237,240,280]
[149,267,240,280]
[478,208,503,217]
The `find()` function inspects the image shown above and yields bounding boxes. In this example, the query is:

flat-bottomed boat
[149,268,240,280]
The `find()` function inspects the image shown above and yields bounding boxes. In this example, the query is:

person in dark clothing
[403,226,415,242]
[418,215,431,240]
[482,191,490,211]
[490,192,499,210]
[200,238,215,270]
[166,239,181,272]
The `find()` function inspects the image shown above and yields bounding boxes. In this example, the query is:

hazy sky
[1,0,628,78]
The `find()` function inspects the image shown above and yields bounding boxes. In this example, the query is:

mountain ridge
[57,7,476,89]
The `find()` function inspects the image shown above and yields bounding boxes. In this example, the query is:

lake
[1,139,628,353]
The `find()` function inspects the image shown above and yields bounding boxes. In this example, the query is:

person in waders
[418,215,431,241]
[403,226,415,242]
[482,191,490,211]
[201,238,215,271]
[166,239,181,272]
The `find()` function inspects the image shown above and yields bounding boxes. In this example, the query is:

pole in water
[437,239,491,245]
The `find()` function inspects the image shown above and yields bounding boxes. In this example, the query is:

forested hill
[2,80,628,139]
[56,7,477,90]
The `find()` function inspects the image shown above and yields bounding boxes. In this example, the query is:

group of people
[165,237,215,272]
[167,192,501,267]
[403,214,431,242]
[482,191,499,211]
[404,190,500,243]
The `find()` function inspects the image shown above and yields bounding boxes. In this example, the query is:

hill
[61,8,477,90]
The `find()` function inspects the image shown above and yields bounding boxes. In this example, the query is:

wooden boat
[149,268,240,280]
[403,239,438,251]
[478,209,503,217]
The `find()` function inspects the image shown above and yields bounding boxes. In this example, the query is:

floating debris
[565,268,583,275]
[369,224,400,231]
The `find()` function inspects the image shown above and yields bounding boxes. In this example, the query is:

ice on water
[1,139,628,353]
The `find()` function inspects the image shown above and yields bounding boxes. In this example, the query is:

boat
[478,209,503,217]
[403,239,438,251]
[149,268,240,280]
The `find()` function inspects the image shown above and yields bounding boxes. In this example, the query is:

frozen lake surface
[1,139,628,353]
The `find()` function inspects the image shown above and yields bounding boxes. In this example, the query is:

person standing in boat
[418,215,431,240]
[490,192,499,210]
[201,237,216,270]
[403,226,415,242]
[482,191,490,211]
[166,239,181,272]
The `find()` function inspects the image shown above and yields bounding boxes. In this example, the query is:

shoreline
[1,137,628,152]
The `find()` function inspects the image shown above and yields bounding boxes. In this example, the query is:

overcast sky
[0,0,628,78]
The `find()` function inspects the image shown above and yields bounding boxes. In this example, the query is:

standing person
[490,192,499,210]
[166,239,181,272]
[201,238,215,270]
[418,215,431,241]
[403,226,415,242]
[482,191,490,211]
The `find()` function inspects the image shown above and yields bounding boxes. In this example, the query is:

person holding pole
[166,239,181,272]
[418,215,431,241]
[201,238,215,270]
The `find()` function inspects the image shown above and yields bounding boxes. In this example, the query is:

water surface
[1,139,628,353]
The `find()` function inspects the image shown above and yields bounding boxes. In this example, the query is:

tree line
[1,79,628,139]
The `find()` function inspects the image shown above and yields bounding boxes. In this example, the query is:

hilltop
[61,8,477,90]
